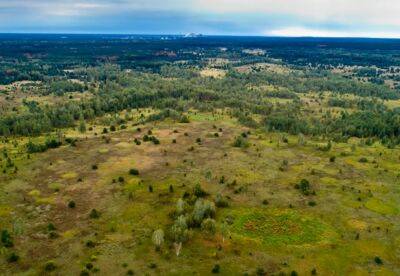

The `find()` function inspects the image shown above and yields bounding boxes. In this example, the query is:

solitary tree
[298,133,306,146]
[201,218,216,234]
[152,229,164,251]
[78,114,86,133]
[171,215,188,256]
[219,222,230,244]
[176,198,186,215]
[192,199,216,226]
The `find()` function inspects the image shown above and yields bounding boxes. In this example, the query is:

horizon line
[0,32,399,40]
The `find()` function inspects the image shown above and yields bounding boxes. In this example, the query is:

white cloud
[267,26,400,38]
[3,0,400,26]
[0,1,111,17]
[194,0,400,27]
[1,0,400,36]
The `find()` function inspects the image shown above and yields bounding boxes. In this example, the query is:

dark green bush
[1,230,13,248]
[7,252,19,263]
[129,168,139,175]
[374,256,383,265]
[68,200,76,208]
[89,209,100,219]
[233,136,249,148]
[211,264,220,273]
[194,184,207,198]
[359,157,368,163]
[44,261,57,272]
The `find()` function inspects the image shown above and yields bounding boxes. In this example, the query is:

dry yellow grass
[200,68,226,78]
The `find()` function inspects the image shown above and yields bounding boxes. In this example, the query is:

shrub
[179,115,190,123]
[211,264,220,274]
[152,137,160,145]
[92,164,98,170]
[47,223,56,231]
[215,194,229,208]
[359,157,368,163]
[110,125,116,132]
[49,231,59,239]
[193,184,207,198]
[171,215,189,256]
[80,270,90,276]
[26,139,62,154]
[279,159,289,171]
[7,252,19,263]
[1,230,13,248]
[129,168,139,175]
[44,261,57,272]
[85,240,95,248]
[295,179,311,195]
[374,256,383,265]
[176,198,186,215]
[319,141,332,152]
[89,209,100,219]
[233,136,249,148]
[152,229,165,251]
[298,133,306,146]
[201,218,216,234]
[192,199,216,226]
[148,263,157,269]
[256,268,266,276]
[308,201,317,207]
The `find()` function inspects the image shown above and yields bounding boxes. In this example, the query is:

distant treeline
[1,65,400,146]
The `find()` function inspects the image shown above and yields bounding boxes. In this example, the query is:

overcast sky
[1,0,400,38]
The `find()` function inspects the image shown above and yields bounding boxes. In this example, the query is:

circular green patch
[231,209,332,246]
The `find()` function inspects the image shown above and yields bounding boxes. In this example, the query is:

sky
[1,0,400,38]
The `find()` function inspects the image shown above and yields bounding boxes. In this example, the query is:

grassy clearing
[230,208,336,246]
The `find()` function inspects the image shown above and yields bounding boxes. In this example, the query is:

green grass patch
[48,182,63,191]
[230,208,334,246]
[364,198,398,215]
